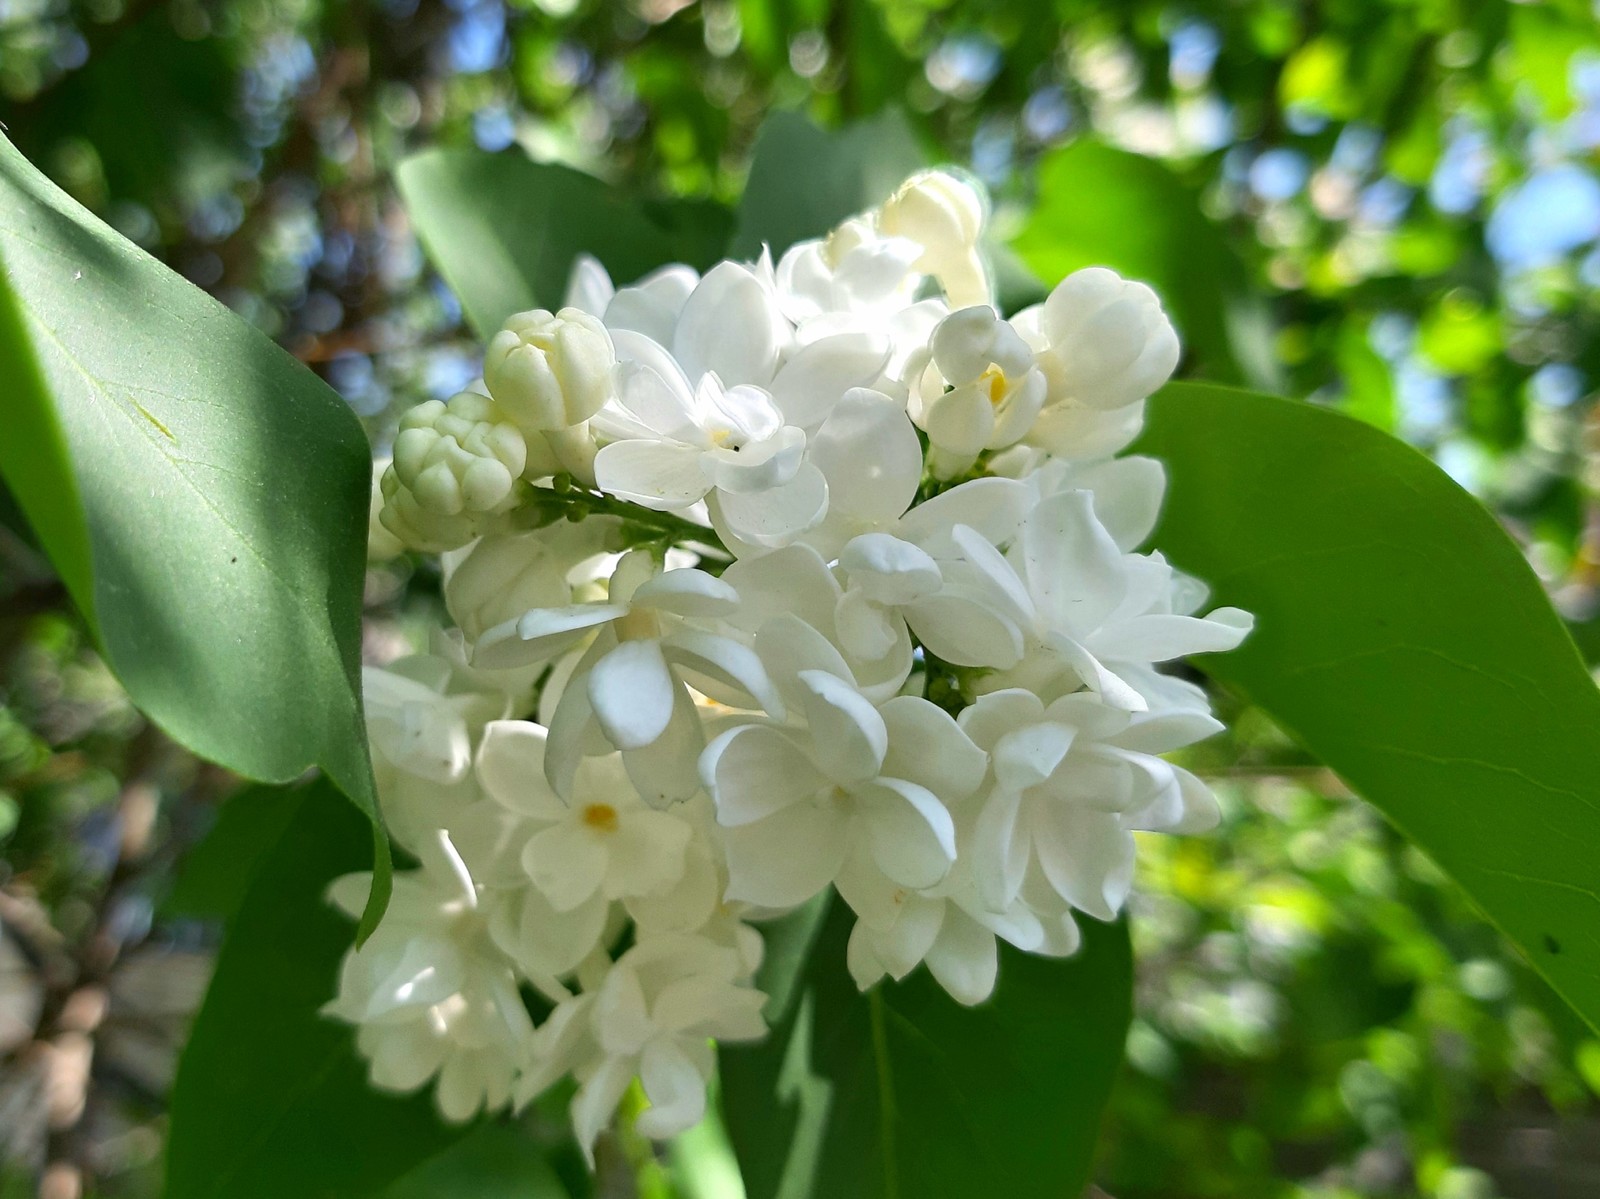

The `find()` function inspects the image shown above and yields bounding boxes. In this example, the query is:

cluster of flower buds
[349,167,1252,1156]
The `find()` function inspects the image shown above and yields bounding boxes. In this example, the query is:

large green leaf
[1012,140,1276,390]
[720,902,1132,1199]
[165,778,466,1199]
[396,147,734,339]
[0,134,387,927]
[1140,382,1600,1033]
[729,109,926,260]
[162,784,304,925]
[381,1123,570,1198]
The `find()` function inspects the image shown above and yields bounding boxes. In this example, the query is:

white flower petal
[673,261,784,386]
[856,777,957,889]
[722,801,848,908]
[1030,808,1135,921]
[473,603,624,670]
[905,589,1024,670]
[702,724,824,826]
[662,629,786,717]
[476,720,568,820]
[878,695,988,801]
[635,1038,710,1139]
[524,820,608,911]
[594,440,711,510]
[630,568,739,617]
[807,388,921,526]
[1021,490,1126,634]
[588,639,678,751]
[605,809,692,899]
[796,669,888,785]
[714,463,829,546]
[768,331,890,427]
[924,908,999,1006]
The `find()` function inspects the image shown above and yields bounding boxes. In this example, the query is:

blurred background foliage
[3,0,1600,1195]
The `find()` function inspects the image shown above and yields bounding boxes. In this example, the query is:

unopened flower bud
[391,392,527,516]
[1037,267,1179,411]
[484,307,615,431]
[877,169,990,308]
[377,468,482,553]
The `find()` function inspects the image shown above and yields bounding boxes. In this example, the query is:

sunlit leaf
[0,134,388,930]
[1141,382,1600,1033]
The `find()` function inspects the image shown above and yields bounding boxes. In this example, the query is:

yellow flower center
[615,608,661,642]
[581,803,620,833]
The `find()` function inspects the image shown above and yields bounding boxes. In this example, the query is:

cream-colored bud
[392,393,527,516]
[377,467,482,553]
[483,307,615,431]
[877,169,990,308]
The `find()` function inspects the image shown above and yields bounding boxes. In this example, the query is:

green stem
[531,483,731,558]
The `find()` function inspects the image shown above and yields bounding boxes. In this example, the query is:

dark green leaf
[165,778,466,1199]
[381,1123,570,1199]
[163,784,304,924]
[0,134,387,932]
[396,147,734,338]
[729,110,926,260]
[721,901,1132,1199]
[1139,382,1600,1033]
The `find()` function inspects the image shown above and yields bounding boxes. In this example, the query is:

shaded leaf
[729,109,926,260]
[720,901,1132,1199]
[1139,382,1600,1033]
[165,778,466,1199]
[162,784,304,925]
[396,147,734,338]
[382,1122,570,1198]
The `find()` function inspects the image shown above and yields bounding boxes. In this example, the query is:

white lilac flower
[959,688,1225,920]
[326,853,533,1123]
[363,654,508,853]
[1010,267,1179,461]
[473,550,783,803]
[876,168,990,309]
[335,164,1257,1160]
[474,720,694,914]
[702,669,985,915]
[442,520,619,644]
[954,489,1253,709]
[911,305,1048,477]
[520,934,767,1160]
[775,215,924,328]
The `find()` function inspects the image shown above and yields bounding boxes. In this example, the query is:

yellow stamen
[980,364,1009,406]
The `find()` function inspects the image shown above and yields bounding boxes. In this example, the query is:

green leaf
[381,1123,570,1198]
[720,901,1132,1199]
[0,134,387,932]
[729,110,926,260]
[163,784,304,924]
[1139,382,1600,1034]
[396,147,734,338]
[1012,140,1273,390]
[165,778,466,1199]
